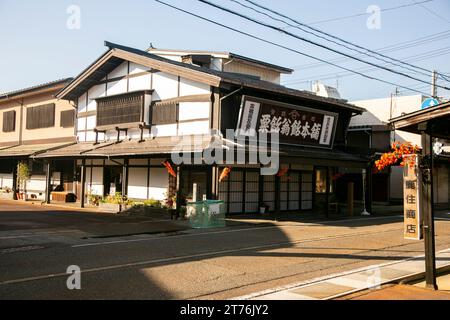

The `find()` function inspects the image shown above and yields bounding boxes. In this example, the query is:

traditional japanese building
[0,78,75,201]
[31,41,369,214]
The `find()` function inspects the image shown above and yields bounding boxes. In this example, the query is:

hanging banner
[403,154,422,240]
[236,95,338,148]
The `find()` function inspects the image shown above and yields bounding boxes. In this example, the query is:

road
[0,201,449,299]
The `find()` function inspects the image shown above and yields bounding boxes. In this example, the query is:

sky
[0,0,449,101]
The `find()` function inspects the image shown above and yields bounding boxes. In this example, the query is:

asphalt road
[0,201,449,299]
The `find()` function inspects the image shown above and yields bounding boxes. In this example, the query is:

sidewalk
[235,248,450,300]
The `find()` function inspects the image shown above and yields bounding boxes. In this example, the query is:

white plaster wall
[148,168,168,200]
[129,74,151,92]
[128,167,148,199]
[129,62,151,74]
[107,79,127,96]
[0,174,13,188]
[179,78,210,96]
[178,102,210,121]
[87,84,105,111]
[78,92,87,113]
[151,124,177,137]
[152,72,178,100]
[88,167,103,196]
[178,120,210,135]
[109,61,128,78]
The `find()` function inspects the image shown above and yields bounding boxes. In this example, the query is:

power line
[414,0,450,24]
[305,0,434,25]
[292,30,450,70]
[283,46,450,85]
[227,0,431,79]
[199,0,450,90]
[235,0,450,83]
[154,0,433,97]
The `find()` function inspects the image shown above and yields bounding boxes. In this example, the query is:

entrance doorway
[180,167,208,202]
[103,166,122,196]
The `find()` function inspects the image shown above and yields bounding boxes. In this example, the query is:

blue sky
[1,0,449,101]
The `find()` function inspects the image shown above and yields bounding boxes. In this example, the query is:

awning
[33,141,115,159]
[34,135,219,158]
[0,142,77,158]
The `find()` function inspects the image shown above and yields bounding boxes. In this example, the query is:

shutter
[26,103,55,129]
[2,110,16,132]
[151,101,178,125]
[60,110,75,128]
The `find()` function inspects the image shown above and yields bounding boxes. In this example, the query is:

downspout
[218,86,243,136]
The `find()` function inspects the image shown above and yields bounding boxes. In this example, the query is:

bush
[143,198,161,208]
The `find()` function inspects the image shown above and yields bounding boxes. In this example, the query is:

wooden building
[0,78,75,201]
[31,41,369,214]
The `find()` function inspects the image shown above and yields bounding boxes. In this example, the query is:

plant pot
[98,203,122,214]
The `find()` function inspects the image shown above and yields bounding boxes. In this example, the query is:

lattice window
[97,92,143,127]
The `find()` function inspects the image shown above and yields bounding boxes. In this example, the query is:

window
[2,110,16,132]
[151,101,177,125]
[60,110,75,128]
[315,167,336,194]
[26,103,55,129]
[96,92,143,127]
[315,168,327,194]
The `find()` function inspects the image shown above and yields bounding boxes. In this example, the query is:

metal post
[431,70,437,98]
[325,167,330,218]
[175,165,182,219]
[347,182,354,216]
[366,164,373,214]
[45,161,52,204]
[421,131,438,290]
[80,159,86,208]
[122,158,128,198]
[361,168,370,215]
[12,160,18,200]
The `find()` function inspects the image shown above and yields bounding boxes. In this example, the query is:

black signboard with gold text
[236,95,338,148]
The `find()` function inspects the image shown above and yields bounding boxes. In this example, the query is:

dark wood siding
[60,109,75,128]
[152,102,178,125]
[26,103,55,129]
[97,92,143,127]
[2,110,16,132]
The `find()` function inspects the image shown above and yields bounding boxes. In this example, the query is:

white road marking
[0,227,403,286]
[233,247,450,300]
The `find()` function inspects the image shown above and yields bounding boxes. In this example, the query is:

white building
[350,94,449,207]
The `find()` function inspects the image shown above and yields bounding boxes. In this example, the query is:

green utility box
[186,200,226,228]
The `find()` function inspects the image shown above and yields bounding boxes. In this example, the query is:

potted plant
[98,192,133,213]
[259,203,270,214]
[16,161,30,201]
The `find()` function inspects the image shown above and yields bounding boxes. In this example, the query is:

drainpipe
[218,86,243,136]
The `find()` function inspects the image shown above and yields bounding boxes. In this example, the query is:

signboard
[403,154,422,240]
[236,96,338,148]
[420,98,439,110]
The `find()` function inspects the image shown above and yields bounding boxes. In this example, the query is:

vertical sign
[403,154,422,240]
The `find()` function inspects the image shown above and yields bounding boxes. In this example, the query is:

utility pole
[431,70,437,98]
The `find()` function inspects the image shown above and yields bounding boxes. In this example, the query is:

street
[0,201,449,299]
